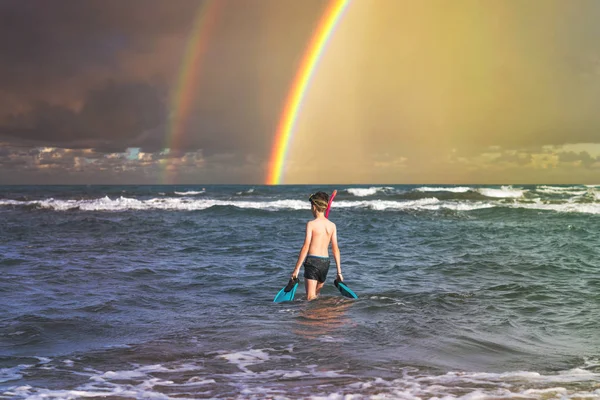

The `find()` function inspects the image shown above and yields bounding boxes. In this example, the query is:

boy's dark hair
[309,191,329,212]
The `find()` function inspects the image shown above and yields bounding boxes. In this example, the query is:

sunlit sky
[1,0,599,184]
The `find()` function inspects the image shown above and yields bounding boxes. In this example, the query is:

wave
[235,188,256,196]
[4,354,600,399]
[174,190,205,196]
[477,185,526,198]
[535,185,588,195]
[415,186,472,193]
[414,185,528,199]
[334,198,495,211]
[345,187,394,197]
[510,199,600,214]
[1,195,599,214]
[0,197,308,212]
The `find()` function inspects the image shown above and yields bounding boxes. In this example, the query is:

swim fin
[334,278,358,299]
[273,277,299,303]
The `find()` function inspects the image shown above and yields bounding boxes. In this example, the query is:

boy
[290,191,342,301]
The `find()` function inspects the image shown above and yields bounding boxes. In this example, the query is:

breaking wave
[415,186,472,193]
[3,353,600,399]
[477,185,526,198]
[1,194,599,214]
[174,190,205,196]
[345,187,394,197]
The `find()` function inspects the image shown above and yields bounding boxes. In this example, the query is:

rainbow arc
[266,0,351,185]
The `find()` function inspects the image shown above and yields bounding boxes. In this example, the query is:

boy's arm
[331,224,342,279]
[291,222,312,279]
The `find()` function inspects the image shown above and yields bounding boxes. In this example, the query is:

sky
[1,0,600,185]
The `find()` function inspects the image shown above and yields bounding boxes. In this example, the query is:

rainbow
[266,0,351,185]
[163,0,222,184]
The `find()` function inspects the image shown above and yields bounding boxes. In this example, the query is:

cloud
[0,81,167,152]
[557,151,594,167]
[0,0,199,92]
[0,143,270,184]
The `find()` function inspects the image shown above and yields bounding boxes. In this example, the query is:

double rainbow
[266,0,351,185]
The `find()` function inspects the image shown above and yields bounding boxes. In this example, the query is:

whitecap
[219,349,272,372]
[174,190,204,196]
[0,364,29,384]
[415,186,472,193]
[0,198,309,212]
[536,185,587,195]
[510,201,600,215]
[478,185,526,198]
[346,187,393,197]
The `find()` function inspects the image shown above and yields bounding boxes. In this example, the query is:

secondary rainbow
[163,0,221,184]
[266,0,351,185]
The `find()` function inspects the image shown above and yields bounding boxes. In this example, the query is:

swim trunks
[303,255,330,283]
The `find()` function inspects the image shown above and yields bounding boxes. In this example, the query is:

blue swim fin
[334,278,358,299]
[273,277,299,303]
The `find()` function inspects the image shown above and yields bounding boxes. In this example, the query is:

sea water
[1,184,599,399]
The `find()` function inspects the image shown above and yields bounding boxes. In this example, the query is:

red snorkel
[325,190,337,219]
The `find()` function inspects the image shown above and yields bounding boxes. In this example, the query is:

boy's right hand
[336,273,343,282]
[284,276,299,293]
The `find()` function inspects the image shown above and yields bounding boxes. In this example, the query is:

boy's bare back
[306,217,337,258]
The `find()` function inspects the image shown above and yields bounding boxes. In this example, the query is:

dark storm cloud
[0,0,199,90]
[0,153,28,168]
[0,81,167,152]
[0,0,198,157]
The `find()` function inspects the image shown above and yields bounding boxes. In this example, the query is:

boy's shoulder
[307,218,336,227]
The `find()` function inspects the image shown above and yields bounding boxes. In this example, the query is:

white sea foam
[536,185,587,195]
[510,201,600,215]
[3,362,204,400]
[583,357,600,369]
[174,190,204,196]
[420,201,496,212]
[219,349,272,372]
[0,364,29,384]
[362,367,600,399]
[1,192,598,214]
[330,198,436,211]
[218,349,297,376]
[478,185,526,198]
[0,197,308,212]
[177,377,216,387]
[346,187,393,197]
[335,198,494,212]
[415,186,472,193]
[5,359,600,400]
[235,188,255,195]
[96,370,146,380]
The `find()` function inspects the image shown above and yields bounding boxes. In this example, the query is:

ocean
[1,184,599,399]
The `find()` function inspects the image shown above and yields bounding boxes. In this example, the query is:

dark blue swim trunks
[303,255,330,283]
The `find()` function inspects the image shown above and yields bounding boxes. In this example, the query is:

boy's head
[309,191,329,213]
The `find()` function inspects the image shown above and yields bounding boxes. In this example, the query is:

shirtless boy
[290,191,342,301]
